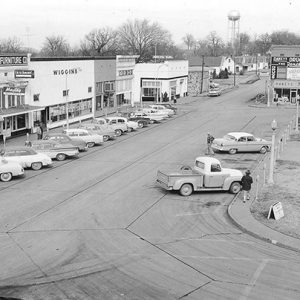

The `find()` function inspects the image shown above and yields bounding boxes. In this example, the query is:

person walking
[241,170,253,203]
[36,123,43,140]
[205,132,215,155]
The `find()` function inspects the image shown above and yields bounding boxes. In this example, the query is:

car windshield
[223,134,237,141]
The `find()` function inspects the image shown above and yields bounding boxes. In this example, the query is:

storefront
[133,60,188,105]
[116,55,138,108]
[0,54,42,140]
[29,57,116,128]
[270,45,300,104]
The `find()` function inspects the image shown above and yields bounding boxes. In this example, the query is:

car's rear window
[224,134,236,141]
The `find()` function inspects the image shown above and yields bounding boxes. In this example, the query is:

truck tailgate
[157,170,171,189]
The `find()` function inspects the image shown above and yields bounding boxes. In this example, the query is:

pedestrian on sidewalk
[36,123,43,140]
[205,132,215,156]
[241,170,253,203]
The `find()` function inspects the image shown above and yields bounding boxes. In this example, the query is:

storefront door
[291,89,297,104]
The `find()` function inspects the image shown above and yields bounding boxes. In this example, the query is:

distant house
[188,56,242,77]
[235,55,269,72]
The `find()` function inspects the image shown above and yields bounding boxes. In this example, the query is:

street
[0,80,299,299]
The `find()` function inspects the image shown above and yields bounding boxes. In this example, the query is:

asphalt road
[0,80,299,299]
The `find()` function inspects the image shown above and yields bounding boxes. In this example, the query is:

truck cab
[157,156,242,196]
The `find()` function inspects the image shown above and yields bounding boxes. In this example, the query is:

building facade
[28,57,116,129]
[133,60,188,105]
[0,54,43,140]
[270,45,300,103]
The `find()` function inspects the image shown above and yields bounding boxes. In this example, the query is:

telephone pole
[200,55,204,94]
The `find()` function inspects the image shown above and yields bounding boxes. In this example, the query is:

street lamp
[268,119,277,184]
[295,96,299,132]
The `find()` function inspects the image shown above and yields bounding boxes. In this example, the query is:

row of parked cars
[0,103,177,182]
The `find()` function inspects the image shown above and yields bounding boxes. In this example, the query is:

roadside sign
[267,202,284,220]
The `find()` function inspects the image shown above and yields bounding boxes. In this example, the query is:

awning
[0,105,45,118]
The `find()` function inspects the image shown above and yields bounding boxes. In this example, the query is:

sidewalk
[228,134,300,253]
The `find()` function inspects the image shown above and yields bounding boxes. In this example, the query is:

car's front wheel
[0,172,12,182]
[179,183,193,196]
[31,162,43,170]
[228,148,237,155]
[115,129,122,136]
[56,153,66,161]
[138,121,144,128]
[87,142,95,148]
[229,182,241,194]
[103,135,109,142]
[260,146,267,154]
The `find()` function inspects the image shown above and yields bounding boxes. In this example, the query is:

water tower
[227,10,240,51]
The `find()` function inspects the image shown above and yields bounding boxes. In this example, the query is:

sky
[1,0,299,50]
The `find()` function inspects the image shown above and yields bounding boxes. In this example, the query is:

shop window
[16,114,26,129]
[63,90,69,97]
[88,86,92,93]
[7,95,16,108]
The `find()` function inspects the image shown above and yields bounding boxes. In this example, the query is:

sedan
[62,128,103,148]
[208,88,221,97]
[211,132,271,154]
[78,123,116,141]
[117,112,152,128]
[106,116,139,132]
[43,133,88,152]
[1,147,52,170]
[0,158,24,182]
[30,140,79,161]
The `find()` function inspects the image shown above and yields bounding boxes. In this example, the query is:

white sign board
[267,202,284,220]
[287,68,300,80]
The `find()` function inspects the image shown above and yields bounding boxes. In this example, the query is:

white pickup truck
[156,156,243,196]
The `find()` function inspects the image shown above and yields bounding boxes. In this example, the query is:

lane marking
[239,259,269,300]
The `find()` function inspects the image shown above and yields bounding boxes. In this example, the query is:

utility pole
[200,55,204,94]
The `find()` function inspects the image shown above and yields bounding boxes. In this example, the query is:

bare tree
[80,27,119,56]
[118,19,172,62]
[40,35,70,56]
[0,37,23,53]
[182,34,195,50]
[205,31,224,56]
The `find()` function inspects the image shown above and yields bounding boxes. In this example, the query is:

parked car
[0,157,24,182]
[211,132,271,154]
[159,102,178,114]
[148,104,175,117]
[29,140,79,161]
[157,156,242,196]
[117,112,152,128]
[0,146,52,170]
[78,123,116,142]
[106,116,139,132]
[137,108,168,122]
[62,128,103,148]
[43,133,88,152]
[93,117,128,137]
[208,88,221,97]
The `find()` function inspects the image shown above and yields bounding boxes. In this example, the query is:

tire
[180,165,192,171]
[138,121,144,128]
[229,182,241,194]
[87,142,95,148]
[179,183,193,196]
[56,153,66,161]
[228,148,237,155]
[0,172,12,182]
[260,146,267,154]
[115,129,122,137]
[103,135,109,142]
[31,162,42,170]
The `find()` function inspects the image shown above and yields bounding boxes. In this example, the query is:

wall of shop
[28,58,95,128]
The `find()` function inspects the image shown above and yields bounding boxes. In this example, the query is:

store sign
[118,69,133,76]
[14,69,35,78]
[53,67,82,76]
[0,55,28,66]
[272,56,300,67]
[273,80,300,88]
[268,202,284,220]
[3,87,25,95]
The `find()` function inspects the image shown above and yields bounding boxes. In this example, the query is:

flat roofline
[30,56,116,62]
